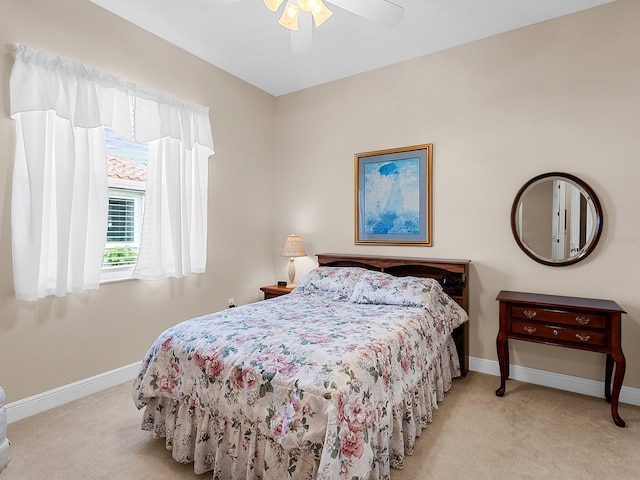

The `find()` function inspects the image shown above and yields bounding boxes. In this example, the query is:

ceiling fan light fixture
[297,0,317,12]
[264,0,285,12]
[310,1,332,28]
[278,2,299,30]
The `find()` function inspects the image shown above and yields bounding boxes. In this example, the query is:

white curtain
[10,44,214,300]
[129,69,213,281]
[133,107,211,280]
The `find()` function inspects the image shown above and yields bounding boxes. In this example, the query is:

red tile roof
[107,155,147,182]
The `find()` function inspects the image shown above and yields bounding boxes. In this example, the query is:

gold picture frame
[355,144,433,246]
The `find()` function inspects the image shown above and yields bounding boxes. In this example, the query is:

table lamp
[280,234,307,288]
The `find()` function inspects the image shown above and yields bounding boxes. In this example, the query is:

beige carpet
[3,372,640,479]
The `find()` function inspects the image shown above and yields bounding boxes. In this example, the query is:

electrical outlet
[228,297,236,308]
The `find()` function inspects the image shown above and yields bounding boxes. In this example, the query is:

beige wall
[0,0,277,402]
[275,0,640,387]
[1,0,640,405]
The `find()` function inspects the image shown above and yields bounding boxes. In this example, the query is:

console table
[495,290,627,427]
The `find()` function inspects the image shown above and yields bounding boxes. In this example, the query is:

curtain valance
[10,44,214,151]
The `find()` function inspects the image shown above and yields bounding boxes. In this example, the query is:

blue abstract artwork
[363,157,420,235]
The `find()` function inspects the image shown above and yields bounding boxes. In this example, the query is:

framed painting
[355,144,433,246]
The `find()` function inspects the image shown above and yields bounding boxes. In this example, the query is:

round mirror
[511,172,603,266]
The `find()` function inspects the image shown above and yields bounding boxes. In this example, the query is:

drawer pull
[524,310,537,319]
[576,316,591,326]
[553,329,558,336]
[576,333,591,342]
[523,326,537,335]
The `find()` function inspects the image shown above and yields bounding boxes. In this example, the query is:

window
[104,187,144,266]
[102,127,147,281]
[11,45,213,300]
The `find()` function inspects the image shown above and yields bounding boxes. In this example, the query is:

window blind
[103,187,145,268]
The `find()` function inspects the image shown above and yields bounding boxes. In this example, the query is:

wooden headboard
[316,253,471,376]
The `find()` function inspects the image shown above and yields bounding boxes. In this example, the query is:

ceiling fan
[189,0,405,53]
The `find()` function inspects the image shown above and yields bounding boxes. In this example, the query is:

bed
[133,253,470,480]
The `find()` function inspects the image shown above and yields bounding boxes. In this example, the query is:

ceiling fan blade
[291,14,313,55]
[188,0,244,11]
[328,0,404,28]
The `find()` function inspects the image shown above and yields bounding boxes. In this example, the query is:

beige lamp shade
[280,234,306,288]
[280,234,306,257]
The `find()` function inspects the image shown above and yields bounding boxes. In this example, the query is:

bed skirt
[140,335,461,480]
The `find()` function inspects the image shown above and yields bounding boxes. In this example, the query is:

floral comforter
[133,268,468,480]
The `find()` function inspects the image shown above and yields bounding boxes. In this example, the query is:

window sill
[100,267,135,283]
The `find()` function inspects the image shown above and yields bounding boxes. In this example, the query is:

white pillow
[294,266,367,298]
[349,270,441,308]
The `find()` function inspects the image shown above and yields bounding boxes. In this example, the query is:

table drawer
[511,320,607,347]
[511,306,606,329]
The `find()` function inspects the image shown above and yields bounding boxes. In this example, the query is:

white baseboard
[5,362,141,424]
[6,358,640,424]
[469,356,640,407]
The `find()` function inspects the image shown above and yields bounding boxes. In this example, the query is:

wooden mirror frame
[510,172,603,267]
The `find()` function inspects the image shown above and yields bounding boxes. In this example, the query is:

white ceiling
[88,0,615,97]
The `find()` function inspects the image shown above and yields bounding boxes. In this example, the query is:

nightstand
[260,284,293,300]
